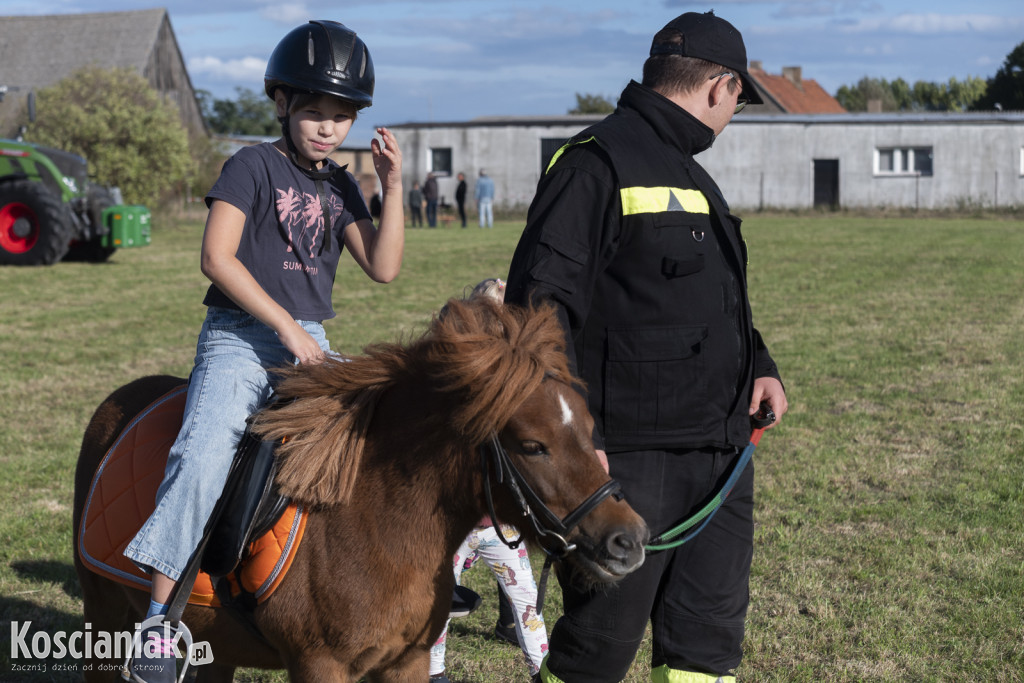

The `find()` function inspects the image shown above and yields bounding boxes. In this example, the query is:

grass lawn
[1,210,1022,681]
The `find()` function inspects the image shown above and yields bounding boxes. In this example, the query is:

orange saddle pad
[78,384,306,607]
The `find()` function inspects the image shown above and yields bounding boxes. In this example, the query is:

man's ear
[708,75,729,109]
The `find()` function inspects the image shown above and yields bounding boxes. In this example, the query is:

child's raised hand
[371,127,402,193]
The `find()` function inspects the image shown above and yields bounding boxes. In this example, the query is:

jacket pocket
[603,325,708,437]
[528,231,590,296]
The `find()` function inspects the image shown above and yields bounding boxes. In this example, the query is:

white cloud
[258,2,309,25]
[187,56,267,85]
[842,13,1020,35]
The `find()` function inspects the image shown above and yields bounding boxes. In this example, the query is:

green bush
[27,66,192,206]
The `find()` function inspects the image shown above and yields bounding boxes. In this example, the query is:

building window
[429,147,452,177]
[875,147,933,176]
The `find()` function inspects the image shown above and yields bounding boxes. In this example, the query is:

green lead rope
[645,422,769,552]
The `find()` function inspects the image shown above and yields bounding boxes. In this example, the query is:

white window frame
[874,147,933,177]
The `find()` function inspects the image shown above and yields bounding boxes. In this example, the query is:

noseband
[479,432,623,611]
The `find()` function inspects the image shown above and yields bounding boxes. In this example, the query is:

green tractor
[0,92,150,266]
[0,140,150,265]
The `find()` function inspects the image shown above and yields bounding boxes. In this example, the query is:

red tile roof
[747,65,847,114]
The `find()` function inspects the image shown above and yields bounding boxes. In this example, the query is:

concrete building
[390,111,1024,212]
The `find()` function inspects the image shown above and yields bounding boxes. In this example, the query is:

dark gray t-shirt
[203,143,371,321]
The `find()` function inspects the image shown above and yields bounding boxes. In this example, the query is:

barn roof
[0,9,167,91]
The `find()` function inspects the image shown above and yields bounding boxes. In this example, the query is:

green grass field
[2,211,1022,681]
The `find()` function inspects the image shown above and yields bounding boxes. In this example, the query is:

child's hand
[371,127,402,193]
[279,322,326,365]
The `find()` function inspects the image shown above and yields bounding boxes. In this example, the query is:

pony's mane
[251,298,576,507]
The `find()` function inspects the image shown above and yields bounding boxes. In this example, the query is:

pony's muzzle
[602,521,649,576]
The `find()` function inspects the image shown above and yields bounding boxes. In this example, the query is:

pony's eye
[521,441,547,456]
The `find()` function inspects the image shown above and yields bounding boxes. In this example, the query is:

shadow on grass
[1,594,84,681]
[11,559,83,600]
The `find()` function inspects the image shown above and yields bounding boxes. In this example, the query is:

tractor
[0,91,150,266]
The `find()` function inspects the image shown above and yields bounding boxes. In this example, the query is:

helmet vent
[307,33,315,65]
[359,47,367,78]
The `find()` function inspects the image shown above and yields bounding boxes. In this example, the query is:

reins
[480,433,623,613]
[645,404,776,552]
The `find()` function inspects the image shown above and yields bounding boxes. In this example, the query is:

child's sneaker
[129,623,178,683]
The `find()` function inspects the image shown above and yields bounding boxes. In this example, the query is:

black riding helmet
[264,20,374,109]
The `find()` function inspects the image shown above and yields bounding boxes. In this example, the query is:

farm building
[389,64,1024,212]
[0,9,206,140]
[390,111,1024,213]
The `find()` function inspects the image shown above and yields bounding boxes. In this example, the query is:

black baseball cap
[649,11,763,105]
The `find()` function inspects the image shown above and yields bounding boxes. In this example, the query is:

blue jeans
[478,198,493,228]
[124,307,330,580]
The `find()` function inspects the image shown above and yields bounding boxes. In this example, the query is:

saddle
[78,384,306,608]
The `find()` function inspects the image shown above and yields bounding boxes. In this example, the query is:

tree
[27,67,192,205]
[569,93,616,115]
[974,41,1024,111]
[836,75,987,112]
[201,87,279,136]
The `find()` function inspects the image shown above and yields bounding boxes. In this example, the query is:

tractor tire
[0,180,74,266]
[66,186,117,263]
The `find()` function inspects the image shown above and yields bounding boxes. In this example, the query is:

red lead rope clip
[750,401,776,444]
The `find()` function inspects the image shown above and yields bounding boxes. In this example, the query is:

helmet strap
[277,90,339,255]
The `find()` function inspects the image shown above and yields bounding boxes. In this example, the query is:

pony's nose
[604,523,649,575]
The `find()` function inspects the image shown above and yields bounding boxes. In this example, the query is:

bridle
[479,432,623,611]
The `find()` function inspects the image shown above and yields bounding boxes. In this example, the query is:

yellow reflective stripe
[545,136,595,174]
[538,657,564,683]
[651,665,735,683]
[620,187,710,217]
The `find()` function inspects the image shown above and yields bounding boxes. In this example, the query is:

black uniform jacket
[506,81,781,453]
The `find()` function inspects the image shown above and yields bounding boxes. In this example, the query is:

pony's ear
[254,389,375,507]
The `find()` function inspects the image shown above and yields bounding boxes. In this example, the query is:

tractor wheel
[0,180,73,266]
[66,186,117,262]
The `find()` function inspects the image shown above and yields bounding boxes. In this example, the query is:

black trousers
[545,447,754,682]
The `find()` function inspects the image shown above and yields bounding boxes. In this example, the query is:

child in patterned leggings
[430,524,548,681]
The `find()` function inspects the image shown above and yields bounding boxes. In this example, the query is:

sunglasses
[709,71,749,114]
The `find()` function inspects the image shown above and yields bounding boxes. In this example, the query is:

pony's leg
[192,662,235,682]
[286,656,354,683]
[364,650,432,683]
[79,579,137,682]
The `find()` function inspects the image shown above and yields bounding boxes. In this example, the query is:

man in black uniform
[505,11,787,683]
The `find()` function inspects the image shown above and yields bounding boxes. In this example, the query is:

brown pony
[73,298,648,682]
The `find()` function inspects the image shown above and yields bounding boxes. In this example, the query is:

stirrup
[120,615,195,683]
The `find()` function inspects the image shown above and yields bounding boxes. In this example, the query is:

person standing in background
[475,169,495,228]
[408,181,424,227]
[423,172,439,228]
[455,172,468,228]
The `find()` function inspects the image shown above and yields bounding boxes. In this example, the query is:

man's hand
[750,377,787,429]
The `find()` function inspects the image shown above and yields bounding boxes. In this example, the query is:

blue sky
[2,0,1022,145]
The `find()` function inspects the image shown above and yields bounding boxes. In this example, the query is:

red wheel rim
[0,202,39,254]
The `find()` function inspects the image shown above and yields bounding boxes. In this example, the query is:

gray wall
[393,113,1024,212]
